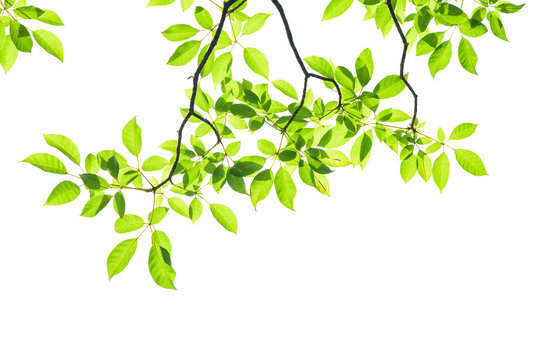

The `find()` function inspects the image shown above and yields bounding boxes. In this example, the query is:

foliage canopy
[2,0,524,289]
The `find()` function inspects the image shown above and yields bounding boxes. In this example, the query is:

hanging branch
[151,0,243,192]
[385,0,418,132]
[270,0,343,132]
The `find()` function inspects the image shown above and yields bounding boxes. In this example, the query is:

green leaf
[189,198,203,223]
[320,149,351,167]
[432,152,450,192]
[22,153,67,174]
[335,66,355,90]
[434,3,468,25]
[194,6,213,30]
[274,167,296,211]
[400,155,417,183]
[250,169,274,209]
[14,7,63,26]
[142,156,169,171]
[322,0,354,20]
[230,104,256,118]
[230,156,266,177]
[416,151,432,182]
[149,206,169,225]
[9,20,32,52]
[113,191,126,217]
[495,2,525,13]
[449,123,477,140]
[148,231,176,289]
[257,139,277,155]
[374,3,393,37]
[81,194,112,217]
[212,52,232,88]
[458,38,478,75]
[373,75,405,99]
[162,24,199,41]
[44,181,81,206]
[454,149,488,176]
[212,165,228,193]
[167,40,201,66]
[32,29,63,62]
[272,80,298,99]
[428,41,452,78]
[244,47,269,80]
[243,13,271,35]
[227,172,248,194]
[210,203,238,233]
[313,172,330,196]
[43,134,80,164]
[438,127,446,142]
[304,55,334,78]
[115,214,145,233]
[107,239,138,280]
[181,0,194,11]
[122,117,142,157]
[85,154,99,173]
[350,131,372,169]
[81,173,110,190]
[487,11,508,41]
[459,20,488,38]
[355,48,374,87]
[426,142,442,154]
[376,108,411,122]
[169,197,189,218]
[415,6,432,33]
[107,154,120,179]
[147,0,175,6]
[0,35,18,73]
[416,32,444,56]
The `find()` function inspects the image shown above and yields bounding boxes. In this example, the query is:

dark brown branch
[270,0,343,132]
[150,0,242,192]
[385,0,418,132]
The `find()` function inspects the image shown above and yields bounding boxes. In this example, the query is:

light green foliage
[148,231,176,289]
[243,47,269,79]
[429,41,452,78]
[45,181,81,205]
[122,117,142,157]
[162,24,199,41]
[21,0,524,289]
[449,123,477,140]
[243,13,271,35]
[210,204,238,233]
[115,214,145,233]
[23,153,67,174]
[322,0,354,21]
[454,149,488,176]
[433,152,450,192]
[458,38,478,75]
[272,80,298,99]
[373,75,405,99]
[107,239,138,279]
[355,48,374,87]
[167,40,201,66]
[44,134,80,164]
[33,29,63,61]
[275,167,296,211]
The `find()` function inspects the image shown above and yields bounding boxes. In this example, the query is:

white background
[1,0,538,359]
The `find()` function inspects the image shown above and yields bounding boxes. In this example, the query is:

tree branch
[270,0,343,132]
[150,0,242,192]
[385,0,418,132]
